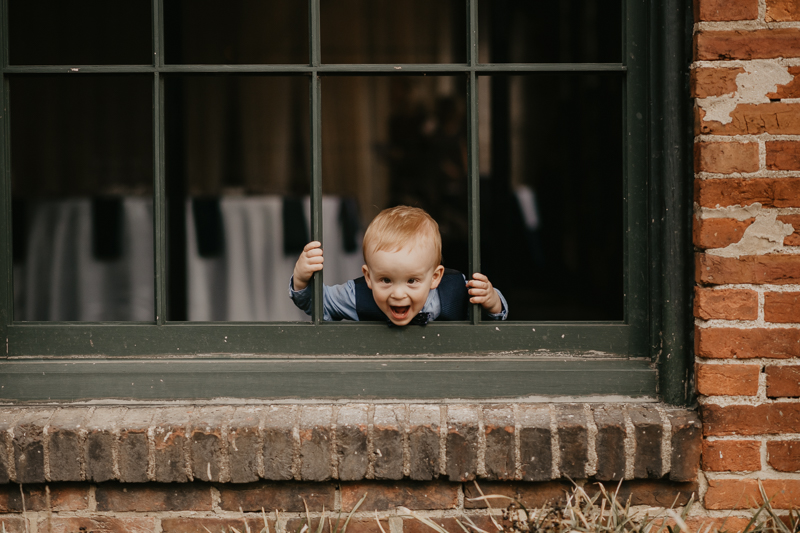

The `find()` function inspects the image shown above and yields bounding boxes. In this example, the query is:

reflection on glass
[164,0,307,64]
[9,0,151,65]
[479,0,621,64]
[321,0,466,64]
[480,74,623,320]
[11,76,154,321]
[165,76,310,321]
[322,76,469,297]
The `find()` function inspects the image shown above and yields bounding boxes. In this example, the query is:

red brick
[702,439,761,471]
[0,484,89,512]
[696,253,800,285]
[696,29,800,60]
[692,67,744,98]
[767,440,800,471]
[702,403,800,436]
[95,484,213,512]
[694,287,758,320]
[695,177,800,208]
[287,518,390,533]
[766,365,800,397]
[697,102,800,135]
[767,66,800,98]
[705,479,800,509]
[765,292,800,323]
[767,0,800,21]
[695,0,759,20]
[43,517,157,533]
[767,141,800,170]
[696,327,800,359]
[659,517,754,533]
[694,218,754,249]
[696,364,760,396]
[340,482,459,512]
[695,142,759,174]
[778,215,800,245]
[404,516,497,533]
[162,517,275,533]
[0,517,28,533]
[219,482,336,512]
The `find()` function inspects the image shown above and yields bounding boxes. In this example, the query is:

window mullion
[1,0,11,327]
[467,0,480,324]
[153,0,167,324]
[309,0,323,324]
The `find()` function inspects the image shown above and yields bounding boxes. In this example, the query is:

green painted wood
[0,358,657,400]
[466,0,480,325]
[309,0,322,324]
[0,75,9,330]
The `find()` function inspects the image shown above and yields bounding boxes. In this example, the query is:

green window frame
[0,0,693,403]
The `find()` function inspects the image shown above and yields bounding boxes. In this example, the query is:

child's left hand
[467,273,503,314]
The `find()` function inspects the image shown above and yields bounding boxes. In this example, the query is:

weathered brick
[697,102,800,135]
[287,517,390,533]
[695,142,759,174]
[695,177,800,208]
[588,481,697,507]
[0,484,89,512]
[219,482,335,512]
[693,218,754,250]
[404,516,494,533]
[263,405,295,481]
[669,411,702,482]
[152,407,192,483]
[341,481,458,511]
[48,408,90,482]
[778,215,800,245]
[408,405,440,481]
[43,517,157,533]
[190,406,228,483]
[119,408,154,483]
[695,0,759,20]
[0,409,23,484]
[372,405,404,480]
[96,483,212,511]
[696,29,800,61]
[696,363,761,396]
[12,409,54,483]
[336,405,369,481]
[227,407,262,483]
[767,440,800,471]
[767,0,800,21]
[629,407,663,479]
[697,253,800,285]
[696,327,800,359]
[661,517,753,533]
[767,66,800,98]
[85,407,126,483]
[464,481,572,509]
[483,405,515,480]
[0,517,27,533]
[691,67,744,98]
[299,406,333,481]
[555,406,587,479]
[694,287,758,320]
[767,365,800,397]
[705,479,800,509]
[593,407,626,481]
[518,405,552,482]
[765,291,800,323]
[767,141,800,170]
[162,517,274,533]
[445,405,478,482]
[702,439,761,471]
[702,403,800,436]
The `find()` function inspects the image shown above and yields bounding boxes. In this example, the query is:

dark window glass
[9,0,151,65]
[11,75,154,321]
[321,0,466,64]
[164,0,308,64]
[480,74,623,320]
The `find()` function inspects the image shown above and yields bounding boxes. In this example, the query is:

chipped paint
[706,210,794,258]
[695,202,765,221]
[697,61,794,124]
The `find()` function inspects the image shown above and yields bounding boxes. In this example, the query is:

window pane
[479,0,622,64]
[164,0,308,64]
[11,75,154,321]
[165,75,309,321]
[9,0,151,65]
[480,74,623,320]
[322,76,469,308]
[321,0,466,64]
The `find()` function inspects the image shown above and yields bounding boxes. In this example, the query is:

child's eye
[408,278,419,284]
[380,278,391,284]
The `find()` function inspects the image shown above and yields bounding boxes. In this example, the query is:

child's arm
[292,241,324,291]
[466,273,504,315]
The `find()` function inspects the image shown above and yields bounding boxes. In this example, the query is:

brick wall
[693,0,800,519]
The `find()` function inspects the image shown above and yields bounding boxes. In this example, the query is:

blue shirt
[289,276,508,322]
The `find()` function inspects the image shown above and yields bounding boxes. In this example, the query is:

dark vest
[353,268,469,322]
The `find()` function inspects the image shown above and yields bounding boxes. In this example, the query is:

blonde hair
[362,206,442,267]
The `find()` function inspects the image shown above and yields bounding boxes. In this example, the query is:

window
[0,0,692,403]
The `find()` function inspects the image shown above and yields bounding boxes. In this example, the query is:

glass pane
[165,75,309,321]
[480,74,623,320]
[11,75,154,321]
[321,76,469,321]
[9,0,151,65]
[164,0,308,64]
[479,0,622,64]
[321,0,466,64]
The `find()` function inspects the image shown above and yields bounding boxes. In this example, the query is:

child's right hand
[293,241,324,291]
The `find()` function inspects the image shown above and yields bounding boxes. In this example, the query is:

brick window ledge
[0,404,700,485]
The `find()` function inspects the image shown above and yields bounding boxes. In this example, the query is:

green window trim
[0,0,694,404]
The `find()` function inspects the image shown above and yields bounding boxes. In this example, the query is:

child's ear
[429,265,445,289]
[362,264,372,289]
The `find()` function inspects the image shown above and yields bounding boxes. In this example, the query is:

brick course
[701,440,761,471]
[766,365,800,397]
[695,363,760,396]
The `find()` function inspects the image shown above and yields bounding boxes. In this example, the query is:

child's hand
[293,241,324,291]
[467,273,503,314]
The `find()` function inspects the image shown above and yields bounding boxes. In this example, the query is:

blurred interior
[10,0,622,322]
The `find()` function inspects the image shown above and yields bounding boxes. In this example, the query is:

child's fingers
[471,272,489,282]
[305,247,324,258]
[303,241,322,252]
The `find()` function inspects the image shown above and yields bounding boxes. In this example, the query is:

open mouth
[390,305,411,319]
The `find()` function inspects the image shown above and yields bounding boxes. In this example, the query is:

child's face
[362,240,444,326]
